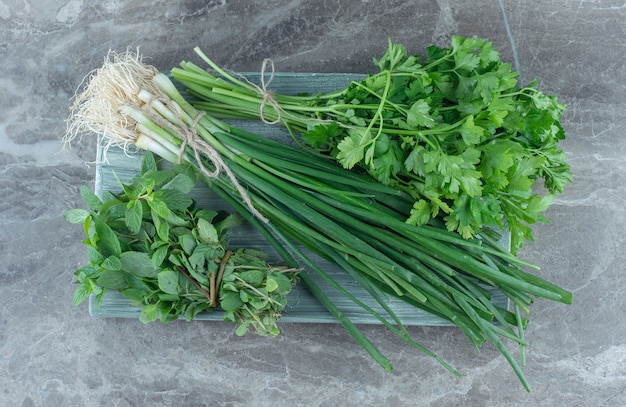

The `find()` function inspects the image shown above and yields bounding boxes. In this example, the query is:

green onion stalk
[170,38,572,254]
[64,51,572,392]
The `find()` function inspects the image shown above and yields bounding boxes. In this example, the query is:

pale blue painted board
[89,73,509,325]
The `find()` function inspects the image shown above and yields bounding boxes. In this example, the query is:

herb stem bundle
[173,37,572,253]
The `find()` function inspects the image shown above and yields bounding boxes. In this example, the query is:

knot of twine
[256,59,282,125]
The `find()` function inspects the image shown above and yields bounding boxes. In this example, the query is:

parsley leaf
[458,116,485,145]
[213,36,573,251]
[336,128,374,169]
[407,99,436,128]
[302,123,343,148]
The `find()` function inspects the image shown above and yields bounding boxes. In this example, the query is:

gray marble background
[1,1,624,406]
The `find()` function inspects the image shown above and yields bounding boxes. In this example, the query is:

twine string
[178,114,269,224]
[232,58,282,124]
[256,59,282,124]
[145,95,269,223]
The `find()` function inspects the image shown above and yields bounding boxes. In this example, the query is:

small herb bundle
[172,36,572,253]
[64,152,299,336]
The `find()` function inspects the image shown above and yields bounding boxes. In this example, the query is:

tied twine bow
[237,58,282,125]
[259,59,281,125]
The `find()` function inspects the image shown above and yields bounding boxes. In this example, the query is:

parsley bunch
[174,36,571,253]
[65,152,299,336]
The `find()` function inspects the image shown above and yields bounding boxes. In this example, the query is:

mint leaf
[266,278,279,293]
[64,209,90,224]
[151,245,169,269]
[235,321,251,336]
[139,303,159,324]
[163,173,196,194]
[239,269,266,287]
[147,196,169,219]
[68,152,298,334]
[178,234,197,255]
[270,273,292,294]
[141,151,158,173]
[155,189,193,211]
[125,199,143,234]
[157,269,180,295]
[151,209,169,242]
[101,255,122,271]
[220,291,243,312]
[136,170,171,192]
[96,269,127,290]
[196,218,219,245]
[94,217,121,258]
[121,251,159,278]
[166,210,190,227]
[73,284,91,307]
[80,185,102,211]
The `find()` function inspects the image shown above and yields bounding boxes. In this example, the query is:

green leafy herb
[65,153,299,336]
[176,36,572,253]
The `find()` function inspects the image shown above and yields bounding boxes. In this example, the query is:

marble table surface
[1,1,624,406]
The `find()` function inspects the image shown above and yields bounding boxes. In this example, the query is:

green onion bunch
[171,36,572,254]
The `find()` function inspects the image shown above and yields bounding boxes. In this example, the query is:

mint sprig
[65,152,299,336]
